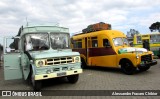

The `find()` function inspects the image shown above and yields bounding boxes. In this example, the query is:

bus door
[85,37,91,65]
[142,39,150,51]
[3,37,23,80]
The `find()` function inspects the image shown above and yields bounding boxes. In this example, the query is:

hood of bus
[118,47,148,54]
[28,50,80,59]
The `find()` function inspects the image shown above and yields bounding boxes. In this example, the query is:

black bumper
[138,60,157,67]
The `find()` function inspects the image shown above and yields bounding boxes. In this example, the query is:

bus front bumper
[138,60,157,68]
[35,69,83,80]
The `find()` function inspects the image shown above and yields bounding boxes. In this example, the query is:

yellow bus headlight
[152,52,154,56]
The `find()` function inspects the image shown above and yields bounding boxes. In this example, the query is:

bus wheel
[30,69,42,91]
[81,58,87,69]
[157,55,160,59]
[67,74,79,84]
[138,66,150,72]
[121,61,136,75]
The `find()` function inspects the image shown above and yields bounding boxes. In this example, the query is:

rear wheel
[67,74,79,84]
[121,60,136,75]
[81,58,87,69]
[30,69,42,91]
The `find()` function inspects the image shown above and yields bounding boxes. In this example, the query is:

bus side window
[137,36,142,44]
[73,40,77,48]
[77,42,82,48]
[73,39,82,48]
[103,39,110,47]
[91,37,98,47]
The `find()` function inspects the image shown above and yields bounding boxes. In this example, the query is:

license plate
[57,72,66,77]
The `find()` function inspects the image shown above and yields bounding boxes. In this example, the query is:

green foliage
[127,29,140,37]
[149,22,160,32]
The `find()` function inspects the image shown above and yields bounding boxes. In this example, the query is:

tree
[127,29,140,37]
[149,22,160,32]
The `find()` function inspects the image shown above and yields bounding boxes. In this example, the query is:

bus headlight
[152,52,154,56]
[136,55,139,59]
[37,60,44,67]
[74,57,80,62]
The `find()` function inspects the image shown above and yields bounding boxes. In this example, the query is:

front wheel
[30,69,42,91]
[67,74,79,84]
[121,61,136,75]
[138,66,150,72]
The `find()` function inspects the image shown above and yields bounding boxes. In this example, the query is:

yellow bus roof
[72,30,126,40]
[135,32,160,36]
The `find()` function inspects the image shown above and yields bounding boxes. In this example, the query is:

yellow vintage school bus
[133,33,160,58]
[71,23,157,75]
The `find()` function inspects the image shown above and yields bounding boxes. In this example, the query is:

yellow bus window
[77,42,82,48]
[150,34,160,43]
[73,39,82,48]
[91,37,98,47]
[103,39,110,47]
[137,36,142,44]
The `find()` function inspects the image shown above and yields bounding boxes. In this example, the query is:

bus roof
[135,32,160,36]
[21,25,69,35]
[72,30,126,39]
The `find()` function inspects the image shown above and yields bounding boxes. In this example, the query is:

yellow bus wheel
[81,58,87,69]
[121,60,136,75]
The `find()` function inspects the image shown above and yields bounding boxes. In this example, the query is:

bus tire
[30,69,42,91]
[157,55,160,59]
[67,74,79,84]
[81,58,87,69]
[121,60,136,75]
[138,66,150,72]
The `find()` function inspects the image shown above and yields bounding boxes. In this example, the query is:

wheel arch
[80,54,86,62]
[26,64,35,80]
[119,58,134,67]
[119,58,136,75]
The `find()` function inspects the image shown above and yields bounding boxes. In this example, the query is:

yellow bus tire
[121,60,136,75]
[81,58,87,69]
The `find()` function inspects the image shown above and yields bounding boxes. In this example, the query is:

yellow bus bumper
[35,69,83,80]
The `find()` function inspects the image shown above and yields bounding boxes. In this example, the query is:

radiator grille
[46,57,73,65]
[141,54,152,62]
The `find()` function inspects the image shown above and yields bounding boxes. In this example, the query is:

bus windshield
[25,33,49,51]
[50,33,70,49]
[150,34,160,43]
[113,37,129,46]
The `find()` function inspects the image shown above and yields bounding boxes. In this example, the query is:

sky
[0,0,160,42]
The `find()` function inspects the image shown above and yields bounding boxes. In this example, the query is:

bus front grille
[141,54,152,62]
[46,57,73,65]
